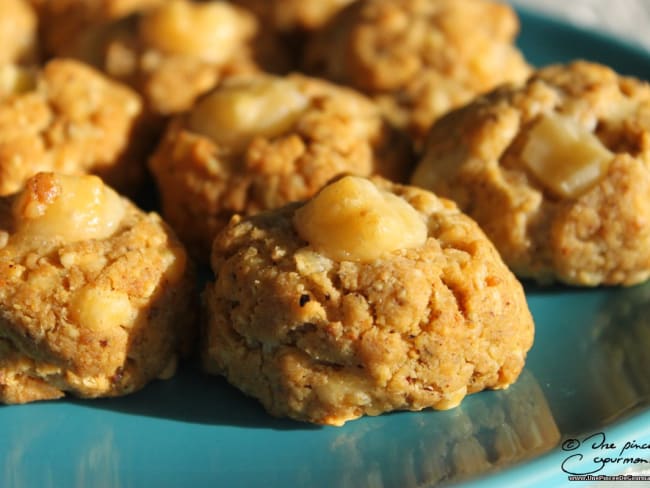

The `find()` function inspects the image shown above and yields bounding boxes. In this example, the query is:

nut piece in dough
[304,0,531,145]
[521,112,613,198]
[412,61,650,286]
[149,73,414,262]
[202,177,534,425]
[0,172,196,404]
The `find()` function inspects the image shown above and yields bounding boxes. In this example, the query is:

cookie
[0,0,38,65]
[0,59,147,197]
[202,175,534,425]
[303,0,531,146]
[149,73,414,262]
[0,172,195,404]
[412,61,650,286]
[37,0,287,117]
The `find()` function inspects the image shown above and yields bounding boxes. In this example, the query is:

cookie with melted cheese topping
[0,172,195,404]
[202,176,533,425]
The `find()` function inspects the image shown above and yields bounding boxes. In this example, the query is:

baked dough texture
[303,0,531,145]
[36,0,285,117]
[149,73,413,262]
[413,61,650,286]
[0,59,146,197]
[202,177,534,425]
[0,173,196,404]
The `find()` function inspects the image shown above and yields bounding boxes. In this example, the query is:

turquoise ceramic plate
[3,8,650,488]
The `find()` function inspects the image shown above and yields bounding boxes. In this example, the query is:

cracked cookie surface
[0,172,196,404]
[202,177,533,425]
[413,61,650,286]
[149,73,413,262]
[303,0,530,146]
[36,0,287,117]
[0,59,146,197]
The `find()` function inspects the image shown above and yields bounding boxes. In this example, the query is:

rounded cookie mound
[149,73,413,262]
[303,0,530,145]
[202,176,533,425]
[36,0,287,117]
[0,59,147,197]
[0,172,195,404]
[412,61,650,286]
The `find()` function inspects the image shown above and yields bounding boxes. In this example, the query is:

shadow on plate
[0,369,560,488]
[522,279,611,296]
[526,279,650,435]
[64,364,318,431]
[312,370,560,487]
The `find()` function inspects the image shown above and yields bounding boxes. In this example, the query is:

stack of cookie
[0,0,646,427]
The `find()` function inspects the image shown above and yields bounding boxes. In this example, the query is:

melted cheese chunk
[188,77,308,151]
[293,176,427,262]
[12,173,125,243]
[522,113,613,198]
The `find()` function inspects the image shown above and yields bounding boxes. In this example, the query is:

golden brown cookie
[202,175,534,425]
[149,73,414,262]
[0,172,195,404]
[0,0,39,65]
[303,0,531,146]
[0,59,147,197]
[413,61,650,286]
[37,0,288,116]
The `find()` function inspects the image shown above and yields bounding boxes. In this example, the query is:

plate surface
[3,8,650,488]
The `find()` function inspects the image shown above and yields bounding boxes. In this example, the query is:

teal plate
[3,8,650,488]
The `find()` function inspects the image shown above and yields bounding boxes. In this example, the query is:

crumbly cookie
[0,59,147,197]
[303,0,531,145]
[412,61,650,286]
[202,175,534,425]
[0,0,39,64]
[37,0,287,116]
[149,73,414,262]
[230,0,358,32]
[0,172,195,404]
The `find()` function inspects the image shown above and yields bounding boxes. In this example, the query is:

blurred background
[508,0,650,52]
